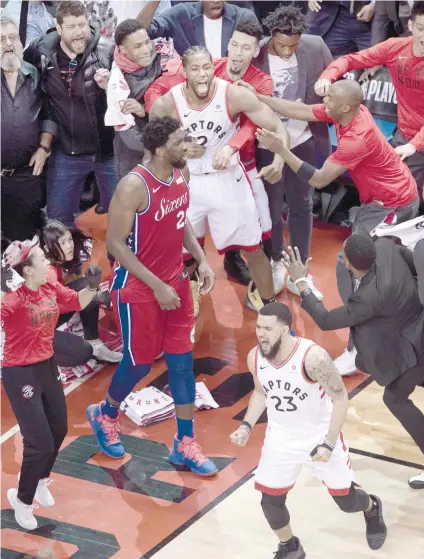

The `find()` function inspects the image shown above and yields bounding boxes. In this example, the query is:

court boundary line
[348,376,374,400]
[350,448,424,470]
[140,468,256,559]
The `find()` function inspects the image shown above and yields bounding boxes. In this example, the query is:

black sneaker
[95,204,107,215]
[364,494,387,550]
[223,250,250,285]
[274,537,306,559]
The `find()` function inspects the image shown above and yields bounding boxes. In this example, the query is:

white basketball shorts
[247,167,272,239]
[187,163,262,254]
[255,433,356,496]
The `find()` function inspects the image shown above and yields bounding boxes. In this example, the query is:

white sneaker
[286,274,323,301]
[245,281,264,312]
[334,347,358,376]
[7,488,38,530]
[408,472,424,489]
[272,260,287,295]
[18,473,55,507]
[90,340,122,363]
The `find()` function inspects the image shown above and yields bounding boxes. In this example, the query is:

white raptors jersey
[256,338,333,450]
[170,78,240,175]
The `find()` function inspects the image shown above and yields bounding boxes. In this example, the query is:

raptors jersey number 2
[171,78,240,175]
[111,165,190,300]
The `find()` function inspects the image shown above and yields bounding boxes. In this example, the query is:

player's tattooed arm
[305,345,349,447]
[149,92,178,120]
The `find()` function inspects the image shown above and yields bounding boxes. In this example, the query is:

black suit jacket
[307,1,371,37]
[253,35,332,159]
[371,0,411,45]
[301,238,424,386]
[146,2,259,57]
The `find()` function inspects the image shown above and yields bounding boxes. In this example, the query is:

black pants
[383,352,424,454]
[2,357,68,505]
[1,167,45,242]
[57,277,99,339]
[256,138,316,263]
[53,277,97,368]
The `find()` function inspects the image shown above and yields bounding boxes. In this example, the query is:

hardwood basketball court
[1,210,423,559]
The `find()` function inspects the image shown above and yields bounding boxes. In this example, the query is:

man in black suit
[137,0,259,58]
[282,235,424,489]
[307,0,375,58]
[253,5,332,300]
[371,0,412,45]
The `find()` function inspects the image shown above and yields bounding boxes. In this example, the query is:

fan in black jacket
[23,0,116,226]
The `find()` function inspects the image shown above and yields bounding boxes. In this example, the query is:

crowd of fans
[1,0,423,330]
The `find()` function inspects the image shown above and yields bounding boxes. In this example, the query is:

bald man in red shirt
[315,1,424,198]
[252,78,419,374]
[145,21,283,288]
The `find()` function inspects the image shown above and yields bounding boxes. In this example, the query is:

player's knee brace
[165,351,195,405]
[108,361,152,403]
[333,484,370,513]
[260,492,290,531]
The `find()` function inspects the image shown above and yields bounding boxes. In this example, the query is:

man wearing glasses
[1,15,56,242]
[24,0,116,226]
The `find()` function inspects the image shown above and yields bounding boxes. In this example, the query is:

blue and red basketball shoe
[169,435,218,476]
[86,403,125,458]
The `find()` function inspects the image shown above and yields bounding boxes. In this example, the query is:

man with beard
[230,302,387,559]
[150,47,289,313]
[24,0,117,225]
[1,16,56,242]
[87,116,218,476]
[145,21,279,288]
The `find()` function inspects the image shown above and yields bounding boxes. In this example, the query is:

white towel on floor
[105,62,134,130]
[373,215,424,250]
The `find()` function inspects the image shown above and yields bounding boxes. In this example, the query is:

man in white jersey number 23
[230,302,387,559]
[150,46,289,312]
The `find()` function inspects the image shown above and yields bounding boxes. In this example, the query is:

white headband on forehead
[372,215,424,250]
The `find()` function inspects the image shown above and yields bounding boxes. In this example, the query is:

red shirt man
[317,36,424,152]
[145,57,273,172]
[312,103,417,207]
[254,79,418,217]
[315,2,424,192]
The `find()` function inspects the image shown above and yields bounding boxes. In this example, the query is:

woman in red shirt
[42,220,122,364]
[1,237,102,531]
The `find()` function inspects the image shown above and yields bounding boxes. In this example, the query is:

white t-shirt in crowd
[267,52,312,150]
[203,15,223,59]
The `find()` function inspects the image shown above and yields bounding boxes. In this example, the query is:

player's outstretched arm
[256,130,346,190]
[305,346,348,450]
[257,93,318,123]
[106,175,181,311]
